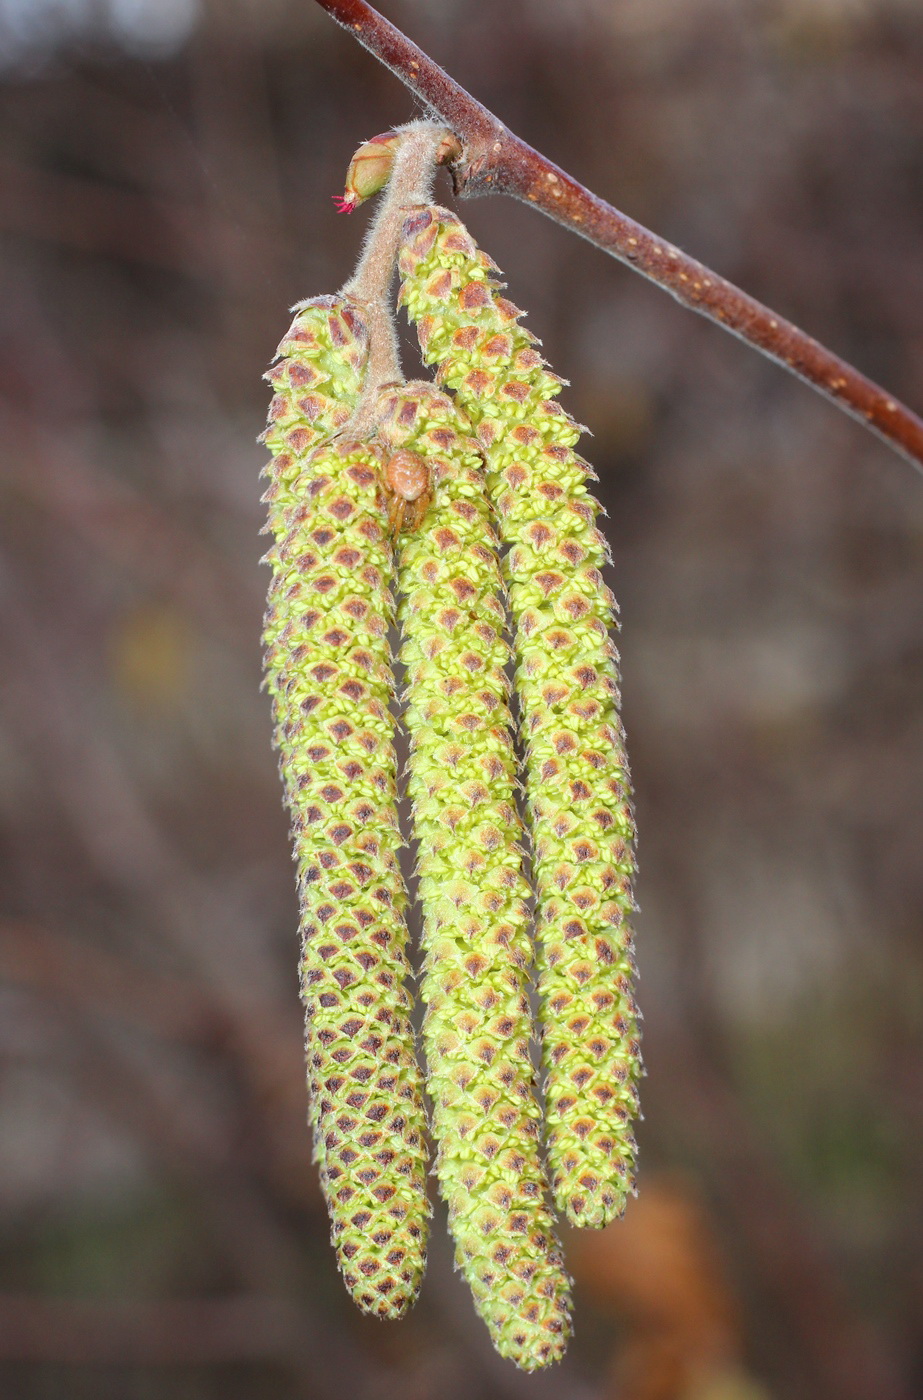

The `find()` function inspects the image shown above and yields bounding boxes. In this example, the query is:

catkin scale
[262,324,431,1313]
[398,206,641,1228]
[376,383,572,1368]
[261,294,369,529]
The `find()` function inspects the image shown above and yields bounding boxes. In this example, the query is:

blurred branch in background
[568,1179,766,1400]
[0,1293,304,1366]
[1,2,922,1398]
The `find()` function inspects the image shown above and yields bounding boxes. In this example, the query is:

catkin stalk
[375,383,572,1368]
[398,207,641,1228]
[262,387,430,1309]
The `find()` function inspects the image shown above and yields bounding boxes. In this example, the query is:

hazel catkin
[262,420,431,1313]
[398,205,642,1229]
[376,381,572,1368]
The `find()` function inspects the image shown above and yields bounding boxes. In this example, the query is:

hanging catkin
[375,382,572,1367]
[261,308,431,1316]
[398,206,641,1228]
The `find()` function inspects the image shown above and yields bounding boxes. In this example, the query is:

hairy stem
[313,0,923,476]
[341,121,451,435]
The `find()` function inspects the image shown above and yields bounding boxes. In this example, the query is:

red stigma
[332,194,360,214]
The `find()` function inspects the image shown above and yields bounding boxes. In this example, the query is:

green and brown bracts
[398,207,641,1228]
[261,294,369,531]
[262,433,431,1316]
[375,382,572,1367]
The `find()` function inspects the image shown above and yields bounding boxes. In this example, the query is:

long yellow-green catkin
[262,432,431,1316]
[261,294,369,530]
[398,206,641,1229]
[375,383,572,1368]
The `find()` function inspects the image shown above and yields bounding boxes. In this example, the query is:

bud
[398,207,642,1230]
[335,131,402,212]
[375,381,572,1369]
[262,436,431,1316]
[335,130,462,213]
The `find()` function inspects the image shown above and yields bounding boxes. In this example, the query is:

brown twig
[312,0,923,475]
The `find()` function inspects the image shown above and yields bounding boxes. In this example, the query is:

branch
[313,0,923,475]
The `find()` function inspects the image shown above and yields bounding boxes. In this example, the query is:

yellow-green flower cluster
[398,205,641,1228]
[376,381,572,1368]
[261,326,430,1316]
[261,156,643,1370]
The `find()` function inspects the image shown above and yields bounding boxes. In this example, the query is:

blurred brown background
[1,1,922,1397]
